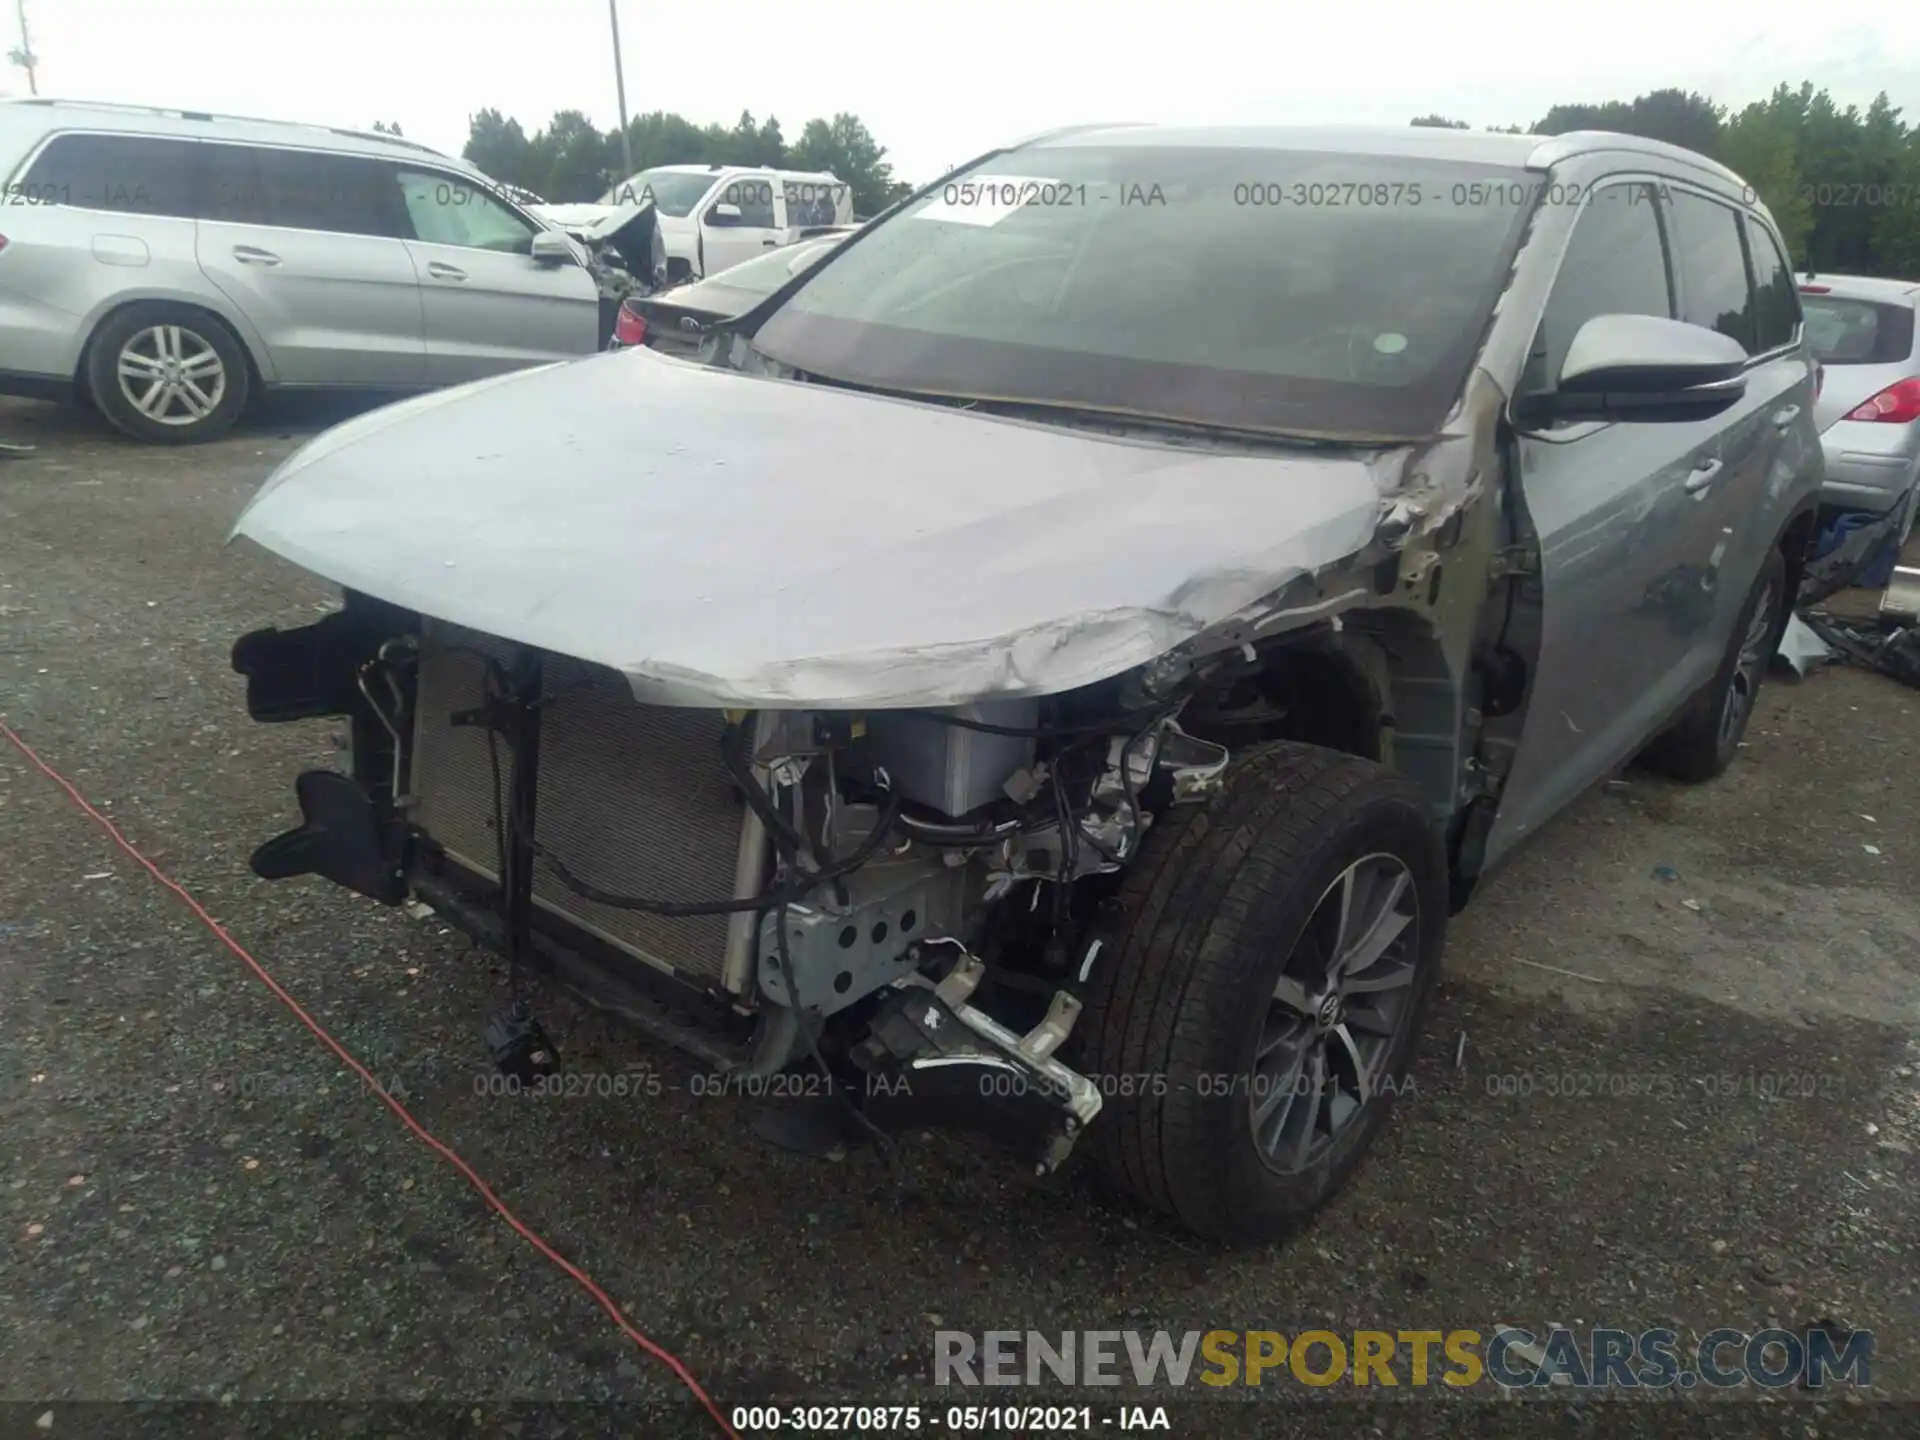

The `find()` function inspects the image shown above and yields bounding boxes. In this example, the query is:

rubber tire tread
[1075,741,1447,1243]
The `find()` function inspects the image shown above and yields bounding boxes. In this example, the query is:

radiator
[406,622,748,984]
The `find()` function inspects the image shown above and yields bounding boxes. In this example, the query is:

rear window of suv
[1800,296,1916,365]
[18,132,197,217]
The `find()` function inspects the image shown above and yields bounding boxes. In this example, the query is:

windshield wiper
[783,380,1358,448]
[951,396,1352,448]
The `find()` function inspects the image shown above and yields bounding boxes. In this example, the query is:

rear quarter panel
[0,200,247,380]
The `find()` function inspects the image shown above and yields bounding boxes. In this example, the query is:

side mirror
[529,231,578,266]
[1521,314,1749,426]
[705,202,743,227]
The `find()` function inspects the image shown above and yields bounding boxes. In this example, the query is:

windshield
[750,145,1534,438]
[600,169,714,215]
[1801,296,1916,366]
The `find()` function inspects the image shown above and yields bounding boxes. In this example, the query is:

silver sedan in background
[1799,273,1920,539]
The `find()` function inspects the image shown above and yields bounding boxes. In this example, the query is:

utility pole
[10,0,38,96]
[608,0,634,188]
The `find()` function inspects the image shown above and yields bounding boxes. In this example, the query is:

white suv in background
[537,163,853,282]
[0,98,617,443]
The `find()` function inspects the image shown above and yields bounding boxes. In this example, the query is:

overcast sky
[9,2,1917,182]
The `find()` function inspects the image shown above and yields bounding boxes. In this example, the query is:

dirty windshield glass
[751,145,1533,438]
[601,169,713,214]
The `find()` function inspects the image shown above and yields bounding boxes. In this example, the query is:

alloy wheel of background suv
[85,302,251,445]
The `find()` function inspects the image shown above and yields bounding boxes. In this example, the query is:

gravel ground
[1,394,1916,1439]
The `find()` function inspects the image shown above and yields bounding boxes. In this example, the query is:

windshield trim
[776,371,1418,446]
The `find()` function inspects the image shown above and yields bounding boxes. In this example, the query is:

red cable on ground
[1,718,742,1440]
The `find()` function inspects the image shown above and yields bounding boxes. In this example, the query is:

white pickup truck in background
[533,163,854,282]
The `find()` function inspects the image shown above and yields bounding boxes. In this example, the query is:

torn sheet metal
[531,199,663,294]
[229,352,1396,709]
[1776,612,1836,677]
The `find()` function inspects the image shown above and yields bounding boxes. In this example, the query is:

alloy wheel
[1249,852,1421,1175]
[116,325,227,427]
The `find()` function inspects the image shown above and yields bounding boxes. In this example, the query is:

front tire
[1639,547,1787,783]
[1076,742,1447,1244]
[85,304,249,444]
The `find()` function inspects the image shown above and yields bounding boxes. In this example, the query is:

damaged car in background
[529,194,669,345]
[0,99,669,441]
[533,162,853,285]
[226,124,1821,1242]
[609,226,858,355]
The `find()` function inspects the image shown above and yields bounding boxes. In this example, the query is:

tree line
[1413,83,1918,278]
[460,108,908,218]
[449,81,1916,276]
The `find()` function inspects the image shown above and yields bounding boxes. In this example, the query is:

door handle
[1771,404,1801,430]
[232,245,280,266]
[1683,459,1723,496]
[427,261,468,281]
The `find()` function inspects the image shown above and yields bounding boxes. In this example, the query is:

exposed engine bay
[227,598,1294,1173]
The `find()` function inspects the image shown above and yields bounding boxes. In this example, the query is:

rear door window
[1742,216,1800,354]
[242,147,402,237]
[196,143,269,224]
[19,132,197,217]
[1667,190,1756,353]
[1530,180,1673,390]
[784,179,845,228]
[715,176,777,227]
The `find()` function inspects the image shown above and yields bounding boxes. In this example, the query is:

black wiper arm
[953,397,1344,448]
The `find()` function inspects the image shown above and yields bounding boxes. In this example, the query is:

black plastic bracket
[248,770,408,903]
[852,987,1079,1169]
[231,612,370,723]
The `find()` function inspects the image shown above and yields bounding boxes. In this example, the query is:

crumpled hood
[532,200,660,280]
[230,352,1395,708]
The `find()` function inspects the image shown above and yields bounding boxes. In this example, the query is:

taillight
[1798,283,1830,294]
[1843,376,1920,424]
[0,234,8,254]
[613,303,647,348]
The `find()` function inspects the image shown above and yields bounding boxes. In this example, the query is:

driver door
[1483,179,1741,865]
[697,174,784,277]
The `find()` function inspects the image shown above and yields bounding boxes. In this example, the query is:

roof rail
[322,126,442,156]
[5,97,446,157]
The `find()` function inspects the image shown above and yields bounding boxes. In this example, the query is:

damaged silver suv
[227,124,1822,1243]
